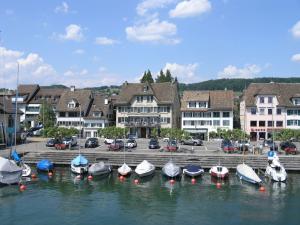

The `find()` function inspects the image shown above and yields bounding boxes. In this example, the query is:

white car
[63,136,77,147]
[104,138,115,145]
[126,139,137,148]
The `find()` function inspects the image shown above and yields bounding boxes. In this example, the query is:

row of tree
[209,128,249,141]
[140,69,176,83]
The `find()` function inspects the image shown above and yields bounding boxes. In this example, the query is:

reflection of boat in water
[210,176,229,185]
[236,163,262,185]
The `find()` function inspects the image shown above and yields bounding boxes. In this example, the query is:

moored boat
[209,165,229,179]
[118,163,132,176]
[135,160,155,177]
[183,164,204,177]
[88,161,112,176]
[265,154,287,182]
[162,161,182,178]
[11,150,31,177]
[71,155,89,174]
[37,159,54,172]
[236,163,262,184]
[0,157,22,185]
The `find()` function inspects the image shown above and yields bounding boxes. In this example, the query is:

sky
[0,0,300,89]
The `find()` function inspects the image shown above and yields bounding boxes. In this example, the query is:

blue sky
[0,0,300,88]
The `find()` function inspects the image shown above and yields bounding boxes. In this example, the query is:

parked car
[263,140,278,151]
[108,139,124,151]
[127,134,137,139]
[280,141,297,155]
[46,138,60,147]
[163,137,170,142]
[55,143,68,150]
[181,138,203,146]
[223,142,235,153]
[85,138,99,148]
[165,140,178,152]
[62,136,77,147]
[126,139,137,148]
[104,138,115,145]
[235,140,251,151]
[221,139,231,149]
[149,138,160,149]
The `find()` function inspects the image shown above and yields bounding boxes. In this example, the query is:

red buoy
[19,184,27,191]
[31,174,37,179]
[191,178,196,184]
[76,175,82,179]
[170,179,175,185]
[119,175,124,180]
[134,179,139,184]
[259,186,266,192]
[88,175,93,180]
[216,182,222,189]
[48,172,53,177]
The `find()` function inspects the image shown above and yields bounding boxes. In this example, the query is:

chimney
[124,81,128,86]
[70,86,75,92]
[104,96,108,105]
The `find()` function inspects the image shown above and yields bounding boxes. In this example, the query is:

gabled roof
[18,84,40,103]
[84,92,110,120]
[30,87,65,105]
[56,89,93,115]
[0,96,22,114]
[115,82,178,105]
[181,90,234,111]
[243,83,300,107]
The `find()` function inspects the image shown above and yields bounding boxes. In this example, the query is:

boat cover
[89,161,110,174]
[185,164,202,172]
[71,155,88,166]
[37,159,54,171]
[0,157,22,184]
[11,150,21,163]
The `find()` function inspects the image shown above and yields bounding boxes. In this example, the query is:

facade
[240,83,300,141]
[181,91,234,140]
[115,81,181,138]
[56,86,113,138]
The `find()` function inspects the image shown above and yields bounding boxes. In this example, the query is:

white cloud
[218,64,261,79]
[57,24,84,42]
[54,2,69,14]
[95,37,119,45]
[162,62,199,80]
[291,53,300,62]
[291,21,300,38]
[73,49,85,54]
[125,19,180,44]
[169,0,211,18]
[137,0,177,16]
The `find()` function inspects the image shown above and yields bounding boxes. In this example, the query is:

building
[240,83,300,141]
[115,81,181,138]
[181,90,234,140]
[56,86,113,138]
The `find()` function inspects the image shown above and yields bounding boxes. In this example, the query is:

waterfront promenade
[1,137,300,170]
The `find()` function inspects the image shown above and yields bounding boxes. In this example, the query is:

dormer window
[259,97,264,103]
[293,98,300,106]
[68,99,76,109]
[143,85,149,92]
[93,112,102,117]
[188,102,196,108]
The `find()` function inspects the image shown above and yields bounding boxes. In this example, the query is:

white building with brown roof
[240,82,300,141]
[114,81,181,138]
[181,90,234,140]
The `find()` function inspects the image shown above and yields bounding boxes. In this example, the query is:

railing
[124,122,160,127]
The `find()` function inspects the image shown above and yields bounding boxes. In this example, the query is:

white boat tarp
[0,157,22,184]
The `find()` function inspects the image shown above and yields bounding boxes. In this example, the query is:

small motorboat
[236,163,262,184]
[88,161,112,176]
[11,150,31,177]
[209,165,229,179]
[37,159,54,172]
[162,161,182,178]
[183,164,204,177]
[118,163,132,176]
[265,158,287,182]
[135,160,155,177]
[71,155,89,174]
[0,157,22,185]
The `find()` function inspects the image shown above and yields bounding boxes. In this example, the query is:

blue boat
[183,164,204,177]
[37,159,54,172]
[71,154,89,174]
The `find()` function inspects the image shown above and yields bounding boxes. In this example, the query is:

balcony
[124,121,160,128]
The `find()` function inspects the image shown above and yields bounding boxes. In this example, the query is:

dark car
[263,140,278,151]
[223,142,235,153]
[85,138,99,148]
[46,138,60,147]
[280,141,297,155]
[181,138,203,146]
[221,139,231,149]
[149,138,160,149]
[108,139,124,151]
[165,140,178,152]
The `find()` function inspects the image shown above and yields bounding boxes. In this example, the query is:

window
[259,121,265,127]
[183,112,192,117]
[260,97,264,103]
[267,121,274,127]
[68,102,75,108]
[59,112,66,117]
[137,96,142,102]
[276,121,283,127]
[198,101,207,108]
[287,120,299,126]
[93,112,101,117]
[268,97,273,103]
[259,108,265,115]
[147,95,153,102]
[277,108,281,115]
[293,98,300,105]
[223,112,230,118]
[188,102,196,108]
[251,108,256,115]
[250,121,257,127]
[223,120,230,126]
[268,108,272,115]
[213,112,220,118]
[213,120,220,126]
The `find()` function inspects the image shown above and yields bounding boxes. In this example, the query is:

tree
[98,127,128,139]
[140,69,154,83]
[165,69,174,82]
[155,70,166,83]
[36,101,56,129]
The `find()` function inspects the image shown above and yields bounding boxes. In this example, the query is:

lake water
[0,168,300,225]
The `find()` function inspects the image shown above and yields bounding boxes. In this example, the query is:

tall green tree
[165,69,174,82]
[155,70,166,83]
[140,69,154,83]
[36,101,56,129]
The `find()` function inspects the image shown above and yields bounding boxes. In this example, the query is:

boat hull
[209,166,229,179]
[22,163,31,177]
[0,170,22,185]
[71,164,88,174]
[265,165,287,182]
[236,164,262,184]
[183,165,204,177]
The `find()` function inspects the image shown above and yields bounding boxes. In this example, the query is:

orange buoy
[19,184,27,191]
[88,175,93,180]
[216,182,222,189]
[119,175,124,180]
[191,178,196,184]
[48,172,53,177]
[259,186,266,192]
[31,174,37,179]
[170,179,175,185]
[134,179,139,184]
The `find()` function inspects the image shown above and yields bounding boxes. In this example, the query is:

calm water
[1,168,300,225]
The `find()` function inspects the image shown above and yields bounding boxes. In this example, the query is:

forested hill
[179,77,300,92]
